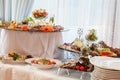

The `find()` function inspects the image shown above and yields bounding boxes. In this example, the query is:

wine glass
[77,28,83,40]
[49,15,55,25]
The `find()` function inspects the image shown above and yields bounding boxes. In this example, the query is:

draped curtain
[0,0,34,51]
[113,0,120,48]
[0,0,33,22]
[31,0,120,47]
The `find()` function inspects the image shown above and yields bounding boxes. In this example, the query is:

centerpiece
[85,29,97,46]
[32,9,48,19]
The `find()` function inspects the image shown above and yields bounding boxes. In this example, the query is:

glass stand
[57,68,91,80]
[57,68,69,76]
[80,72,91,80]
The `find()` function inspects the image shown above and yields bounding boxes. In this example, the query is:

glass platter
[58,46,81,54]
[57,68,91,80]
[0,27,70,33]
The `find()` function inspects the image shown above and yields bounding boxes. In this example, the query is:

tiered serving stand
[57,28,92,80]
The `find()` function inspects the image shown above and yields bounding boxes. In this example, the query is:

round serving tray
[0,27,70,33]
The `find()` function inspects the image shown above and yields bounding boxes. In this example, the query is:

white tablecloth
[0,61,82,80]
[0,29,63,58]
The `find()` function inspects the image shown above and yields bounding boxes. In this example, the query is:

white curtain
[11,0,33,22]
[0,0,33,21]
[31,0,120,47]
[0,0,34,51]
[0,0,11,21]
[113,0,120,48]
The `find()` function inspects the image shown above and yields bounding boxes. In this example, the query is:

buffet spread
[58,28,120,80]
[0,57,81,80]
[0,9,64,32]
[0,8,120,80]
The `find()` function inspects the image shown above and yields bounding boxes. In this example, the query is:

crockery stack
[90,56,120,80]
[91,66,120,80]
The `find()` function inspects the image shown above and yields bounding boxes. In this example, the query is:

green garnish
[85,29,97,41]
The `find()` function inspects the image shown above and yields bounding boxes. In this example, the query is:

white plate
[25,58,61,69]
[90,56,120,70]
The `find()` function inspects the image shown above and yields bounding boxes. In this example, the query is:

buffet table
[0,61,85,80]
[0,29,63,58]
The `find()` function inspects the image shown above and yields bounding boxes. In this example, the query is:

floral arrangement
[32,9,48,19]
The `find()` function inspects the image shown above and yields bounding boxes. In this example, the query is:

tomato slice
[51,61,56,64]
[31,60,35,63]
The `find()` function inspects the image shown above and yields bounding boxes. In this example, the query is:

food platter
[0,51,33,64]
[90,56,120,71]
[25,58,61,69]
[1,55,26,64]
[58,45,81,54]
[0,27,69,33]
[59,57,94,72]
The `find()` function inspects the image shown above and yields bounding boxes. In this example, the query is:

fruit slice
[100,51,114,56]
[21,25,28,30]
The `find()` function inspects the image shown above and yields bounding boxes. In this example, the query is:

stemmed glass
[77,27,83,40]
[49,14,55,26]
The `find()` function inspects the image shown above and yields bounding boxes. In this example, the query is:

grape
[26,55,33,58]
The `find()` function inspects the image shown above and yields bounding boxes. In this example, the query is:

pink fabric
[0,65,12,80]
[0,29,63,58]
[0,62,80,80]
